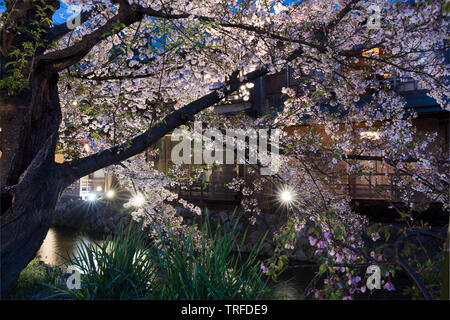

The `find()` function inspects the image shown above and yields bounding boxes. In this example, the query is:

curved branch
[35,2,324,75]
[58,46,303,183]
[43,9,95,44]
[35,2,142,73]
[394,230,446,300]
[59,69,256,182]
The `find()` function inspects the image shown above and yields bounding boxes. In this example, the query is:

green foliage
[150,216,274,299]
[402,253,445,300]
[0,0,54,94]
[442,1,450,15]
[49,215,274,300]
[9,257,66,299]
[54,224,157,299]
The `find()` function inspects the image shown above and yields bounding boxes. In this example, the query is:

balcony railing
[378,75,425,93]
[170,182,240,202]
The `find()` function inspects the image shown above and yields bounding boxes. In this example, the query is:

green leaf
[319,263,327,275]
[334,226,342,240]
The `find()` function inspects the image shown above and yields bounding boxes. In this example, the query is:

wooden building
[154,57,449,208]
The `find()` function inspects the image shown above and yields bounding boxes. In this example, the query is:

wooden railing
[170,181,240,202]
[378,75,425,93]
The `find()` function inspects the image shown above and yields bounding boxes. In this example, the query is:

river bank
[9,226,423,300]
[15,199,441,300]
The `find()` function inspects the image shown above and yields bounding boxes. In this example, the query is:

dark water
[37,227,315,299]
[37,227,103,267]
[272,266,317,299]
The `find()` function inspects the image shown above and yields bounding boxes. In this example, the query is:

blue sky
[0,0,80,25]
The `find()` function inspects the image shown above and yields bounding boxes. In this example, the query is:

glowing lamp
[106,190,115,199]
[131,193,145,207]
[280,190,293,203]
[86,193,97,201]
[360,131,380,140]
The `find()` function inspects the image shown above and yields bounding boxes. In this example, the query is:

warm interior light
[106,190,115,198]
[83,143,92,154]
[360,131,380,140]
[131,193,145,207]
[362,47,380,58]
[96,186,103,192]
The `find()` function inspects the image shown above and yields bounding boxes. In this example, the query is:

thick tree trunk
[0,96,28,213]
[1,176,62,298]
[0,69,65,298]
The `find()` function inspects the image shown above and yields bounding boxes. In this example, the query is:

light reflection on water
[37,227,102,267]
[273,281,304,300]
[273,266,317,300]
[37,227,315,299]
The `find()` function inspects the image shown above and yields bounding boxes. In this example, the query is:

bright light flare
[106,190,115,199]
[131,193,145,207]
[280,190,293,203]
[86,192,97,202]
[277,186,296,206]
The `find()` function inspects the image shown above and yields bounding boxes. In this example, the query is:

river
[37,227,103,266]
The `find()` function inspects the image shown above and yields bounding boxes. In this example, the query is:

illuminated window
[55,154,64,163]
[360,131,380,140]
[342,47,393,94]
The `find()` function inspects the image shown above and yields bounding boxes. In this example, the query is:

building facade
[154,61,449,208]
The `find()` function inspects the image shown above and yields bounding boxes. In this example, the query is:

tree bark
[0,67,64,298]
[1,173,62,298]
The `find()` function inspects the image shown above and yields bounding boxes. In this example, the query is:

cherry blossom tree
[0,0,448,298]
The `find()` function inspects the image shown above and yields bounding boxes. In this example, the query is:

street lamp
[86,192,97,202]
[280,190,293,203]
[131,193,145,207]
[278,186,295,206]
[106,190,115,199]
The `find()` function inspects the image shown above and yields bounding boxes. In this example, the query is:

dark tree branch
[43,9,95,44]
[36,2,321,75]
[35,2,143,73]
[60,69,252,182]
[60,48,303,183]
[325,0,361,33]
[394,230,446,300]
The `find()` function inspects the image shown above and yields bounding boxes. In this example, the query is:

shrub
[9,257,66,299]
[52,215,275,300]
[150,216,274,299]
[54,223,156,299]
